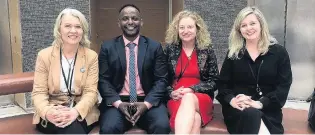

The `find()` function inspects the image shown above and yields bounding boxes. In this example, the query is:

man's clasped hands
[118,102,148,125]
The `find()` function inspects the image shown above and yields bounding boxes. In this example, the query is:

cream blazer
[31,44,99,125]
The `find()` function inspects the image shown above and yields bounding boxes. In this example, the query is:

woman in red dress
[164,10,219,134]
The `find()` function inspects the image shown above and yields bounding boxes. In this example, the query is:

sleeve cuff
[40,105,54,121]
[74,104,86,121]
[188,86,196,92]
[144,101,152,109]
[106,96,121,106]
[144,97,159,106]
[167,86,174,96]
[73,108,83,121]
[259,96,270,108]
[112,100,122,108]
[224,94,235,104]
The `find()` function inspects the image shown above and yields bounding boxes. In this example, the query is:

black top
[216,44,292,111]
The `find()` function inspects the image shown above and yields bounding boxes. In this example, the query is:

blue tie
[127,43,137,103]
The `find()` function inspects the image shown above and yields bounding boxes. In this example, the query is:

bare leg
[175,93,200,134]
[190,113,201,134]
[258,119,270,135]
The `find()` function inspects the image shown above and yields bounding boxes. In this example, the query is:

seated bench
[0,72,314,134]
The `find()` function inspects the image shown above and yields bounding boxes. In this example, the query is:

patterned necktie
[127,43,137,103]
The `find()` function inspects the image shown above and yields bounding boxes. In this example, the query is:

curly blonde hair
[165,10,211,49]
[228,6,277,59]
[52,8,91,48]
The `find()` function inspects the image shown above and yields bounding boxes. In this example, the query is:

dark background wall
[184,0,247,67]
[20,0,247,72]
[19,0,90,108]
[20,0,90,72]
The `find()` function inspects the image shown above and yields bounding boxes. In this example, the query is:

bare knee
[182,93,197,102]
[181,93,199,110]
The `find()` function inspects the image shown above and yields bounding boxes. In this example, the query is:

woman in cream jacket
[32,8,99,134]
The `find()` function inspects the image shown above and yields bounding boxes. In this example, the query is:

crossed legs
[175,93,201,134]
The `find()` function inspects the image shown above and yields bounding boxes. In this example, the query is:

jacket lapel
[171,44,181,72]
[137,36,148,78]
[51,45,61,93]
[116,36,127,76]
[196,47,208,72]
[73,46,85,94]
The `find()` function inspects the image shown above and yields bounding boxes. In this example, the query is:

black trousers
[222,107,262,134]
[222,106,284,134]
[99,96,170,134]
[36,118,96,134]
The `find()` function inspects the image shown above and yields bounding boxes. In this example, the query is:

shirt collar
[123,35,140,46]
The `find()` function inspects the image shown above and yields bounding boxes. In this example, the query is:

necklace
[183,47,195,60]
[65,58,74,67]
[62,50,76,66]
[187,55,192,60]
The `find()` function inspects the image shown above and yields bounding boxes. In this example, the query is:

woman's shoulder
[164,43,181,52]
[198,45,215,54]
[165,43,177,49]
[82,47,98,63]
[268,44,289,56]
[83,47,97,57]
[37,45,55,57]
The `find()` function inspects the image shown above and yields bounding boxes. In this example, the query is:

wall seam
[284,0,288,47]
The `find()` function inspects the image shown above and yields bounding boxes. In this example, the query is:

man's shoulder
[102,36,122,46]
[140,35,161,47]
[140,35,159,44]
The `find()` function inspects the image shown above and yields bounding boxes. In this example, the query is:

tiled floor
[0,103,28,118]
[0,100,310,119]
[284,100,310,110]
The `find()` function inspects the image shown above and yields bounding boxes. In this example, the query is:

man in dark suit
[98,4,170,134]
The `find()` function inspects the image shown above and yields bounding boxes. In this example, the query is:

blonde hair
[52,8,90,48]
[165,10,211,49]
[228,6,277,59]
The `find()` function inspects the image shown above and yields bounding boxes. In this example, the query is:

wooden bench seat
[0,104,227,134]
[0,104,313,134]
[0,72,314,134]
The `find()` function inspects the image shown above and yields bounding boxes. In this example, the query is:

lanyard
[248,60,264,96]
[177,48,195,82]
[60,48,78,97]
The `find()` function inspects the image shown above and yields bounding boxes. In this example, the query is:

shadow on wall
[285,1,315,100]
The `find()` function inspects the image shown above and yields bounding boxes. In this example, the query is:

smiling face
[240,13,261,42]
[118,6,142,38]
[59,14,83,46]
[178,17,197,43]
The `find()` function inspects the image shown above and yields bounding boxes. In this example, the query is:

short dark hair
[119,4,140,13]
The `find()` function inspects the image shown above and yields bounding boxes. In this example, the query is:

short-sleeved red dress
[167,49,213,130]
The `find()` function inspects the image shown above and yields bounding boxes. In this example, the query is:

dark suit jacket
[164,44,219,99]
[98,35,168,109]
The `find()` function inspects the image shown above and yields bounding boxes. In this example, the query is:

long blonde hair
[228,6,277,59]
[165,10,211,49]
[52,8,90,48]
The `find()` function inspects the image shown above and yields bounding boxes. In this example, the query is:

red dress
[167,49,213,130]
